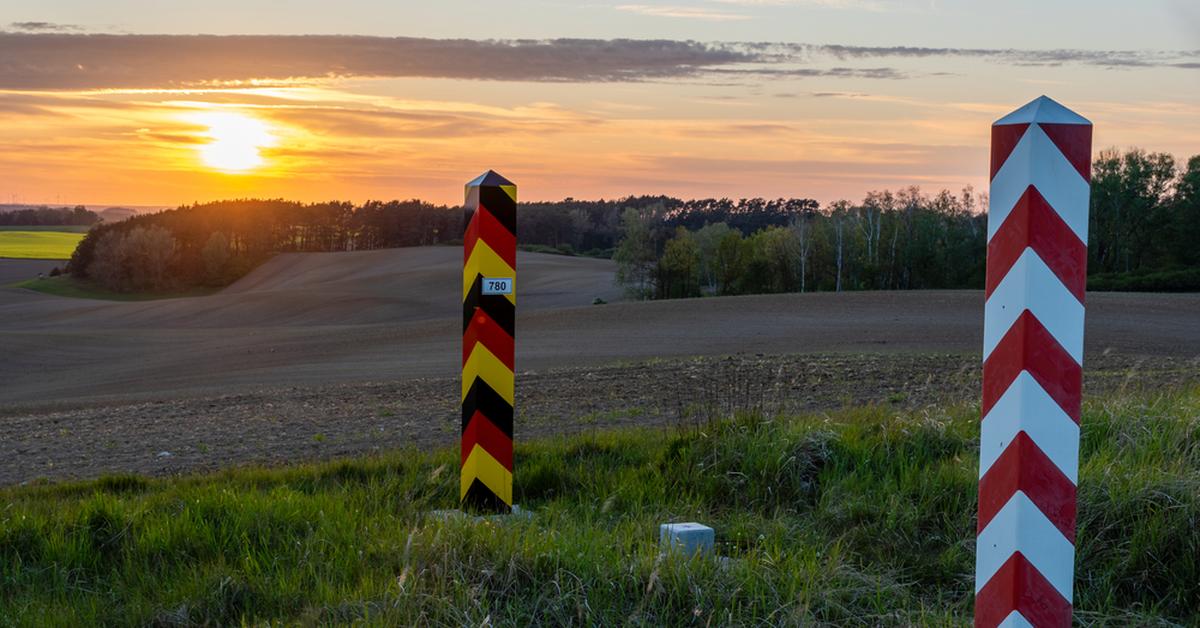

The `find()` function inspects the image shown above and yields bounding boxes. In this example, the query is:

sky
[2,0,1199,207]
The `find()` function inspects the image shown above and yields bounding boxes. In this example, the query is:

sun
[192,111,277,173]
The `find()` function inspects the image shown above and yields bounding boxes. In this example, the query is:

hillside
[2,247,622,329]
[0,247,1197,409]
[0,247,1197,485]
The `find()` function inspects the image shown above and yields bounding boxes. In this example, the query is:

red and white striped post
[975,96,1092,627]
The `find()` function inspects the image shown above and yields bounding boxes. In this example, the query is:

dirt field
[0,258,61,285]
[1,248,1198,485]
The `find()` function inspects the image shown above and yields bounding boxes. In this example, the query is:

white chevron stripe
[988,123,1090,243]
[983,248,1084,364]
[975,491,1076,601]
[997,610,1035,628]
[980,371,1080,483]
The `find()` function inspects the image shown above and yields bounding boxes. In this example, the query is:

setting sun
[191,111,277,173]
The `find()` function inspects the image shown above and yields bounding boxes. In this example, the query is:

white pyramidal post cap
[994,95,1091,126]
[659,522,714,557]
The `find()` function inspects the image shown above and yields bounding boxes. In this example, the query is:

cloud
[0,33,1195,91]
[7,21,81,33]
[615,4,751,20]
[811,44,1200,69]
[711,66,907,79]
[0,34,756,89]
[709,0,892,9]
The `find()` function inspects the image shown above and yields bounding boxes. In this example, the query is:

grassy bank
[2,390,1197,625]
[0,230,84,260]
[13,276,218,301]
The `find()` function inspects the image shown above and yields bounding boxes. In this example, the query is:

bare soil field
[0,258,61,285]
[1,248,1197,485]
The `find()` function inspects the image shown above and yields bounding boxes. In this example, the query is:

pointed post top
[466,169,515,188]
[994,96,1091,127]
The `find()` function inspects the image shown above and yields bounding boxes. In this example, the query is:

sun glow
[192,111,277,173]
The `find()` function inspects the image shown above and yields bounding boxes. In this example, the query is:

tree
[828,201,851,292]
[136,226,175,290]
[202,231,232,284]
[89,231,129,290]
[740,226,800,293]
[614,208,658,299]
[657,227,702,299]
[1169,156,1200,267]
[86,226,176,291]
[793,217,810,293]
[122,226,176,291]
[768,226,802,293]
[713,230,745,295]
[0,205,98,226]
[859,190,894,288]
[1090,149,1177,274]
[693,222,732,294]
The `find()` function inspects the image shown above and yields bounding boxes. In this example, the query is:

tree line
[68,199,458,291]
[0,205,98,226]
[61,147,1199,294]
[615,188,986,299]
[615,148,1200,299]
[66,196,822,292]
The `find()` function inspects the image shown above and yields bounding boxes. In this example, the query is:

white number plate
[482,277,514,295]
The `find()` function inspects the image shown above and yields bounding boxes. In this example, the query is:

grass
[0,230,85,259]
[13,276,218,301]
[1,389,1197,626]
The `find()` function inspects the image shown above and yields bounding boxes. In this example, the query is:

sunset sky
[2,1,1199,207]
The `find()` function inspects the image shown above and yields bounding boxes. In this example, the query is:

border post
[461,170,517,513]
[975,96,1092,627]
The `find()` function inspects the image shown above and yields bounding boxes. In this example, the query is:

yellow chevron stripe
[463,239,517,306]
[462,343,514,404]
[460,445,513,505]
[500,185,517,203]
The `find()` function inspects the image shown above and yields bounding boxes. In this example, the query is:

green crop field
[1,389,1196,626]
[0,230,85,259]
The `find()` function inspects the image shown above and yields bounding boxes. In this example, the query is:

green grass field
[2,390,1197,626]
[0,230,85,259]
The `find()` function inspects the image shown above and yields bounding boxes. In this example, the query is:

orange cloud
[1,35,1197,207]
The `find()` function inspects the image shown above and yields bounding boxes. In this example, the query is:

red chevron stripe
[975,552,1072,628]
[978,432,1077,542]
[461,410,514,470]
[985,185,1087,302]
[1038,123,1093,182]
[464,204,517,268]
[463,307,514,370]
[982,311,1081,423]
[990,123,1031,180]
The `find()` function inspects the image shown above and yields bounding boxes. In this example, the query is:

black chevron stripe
[465,185,516,235]
[462,274,515,337]
[462,377,514,438]
[461,478,510,513]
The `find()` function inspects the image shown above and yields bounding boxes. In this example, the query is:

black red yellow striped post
[461,170,516,513]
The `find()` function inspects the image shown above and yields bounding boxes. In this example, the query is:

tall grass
[1,389,1197,626]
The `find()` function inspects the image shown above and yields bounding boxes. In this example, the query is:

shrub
[1088,268,1200,292]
